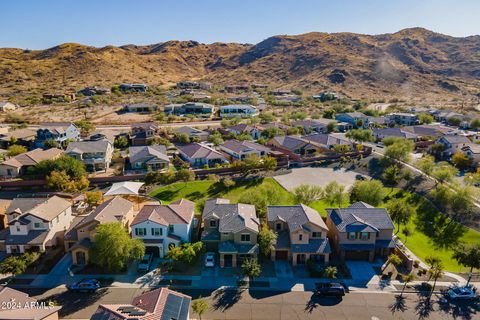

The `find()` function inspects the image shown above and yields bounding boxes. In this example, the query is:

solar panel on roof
[161,294,189,320]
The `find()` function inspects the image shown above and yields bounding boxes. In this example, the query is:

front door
[296,254,306,265]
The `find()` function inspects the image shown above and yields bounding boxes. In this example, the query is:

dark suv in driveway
[314,282,346,296]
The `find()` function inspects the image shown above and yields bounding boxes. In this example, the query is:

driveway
[274,167,364,191]
[344,261,377,282]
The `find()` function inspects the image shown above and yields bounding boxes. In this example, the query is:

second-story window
[152,228,162,236]
[168,225,174,233]
[360,232,369,240]
[209,220,217,228]
[299,234,303,241]
[348,232,356,240]
[34,222,41,228]
[312,232,321,238]
[135,228,146,236]
[16,226,20,232]
[240,234,250,242]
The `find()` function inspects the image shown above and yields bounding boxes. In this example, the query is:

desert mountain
[1,28,480,101]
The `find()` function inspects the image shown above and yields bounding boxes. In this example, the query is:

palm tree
[323,266,337,279]
[428,263,444,300]
[191,298,209,320]
[400,273,416,297]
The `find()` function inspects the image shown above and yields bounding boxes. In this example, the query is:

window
[209,220,217,228]
[299,234,303,241]
[16,226,20,232]
[312,232,321,238]
[135,228,146,236]
[348,232,356,240]
[34,222,41,228]
[276,223,282,231]
[168,225,174,233]
[240,234,251,242]
[151,228,162,236]
[360,232,369,240]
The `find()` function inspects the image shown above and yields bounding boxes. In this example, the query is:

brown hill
[1,28,480,101]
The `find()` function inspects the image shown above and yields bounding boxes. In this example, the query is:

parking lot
[274,167,366,191]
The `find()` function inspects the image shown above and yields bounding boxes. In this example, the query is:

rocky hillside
[1,28,480,101]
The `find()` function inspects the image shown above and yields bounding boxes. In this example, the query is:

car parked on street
[67,279,100,293]
[447,286,478,300]
[314,282,346,297]
[204,252,215,268]
[137,253,153,272]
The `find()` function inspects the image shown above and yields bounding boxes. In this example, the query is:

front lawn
[309,199,351,218]
[149,178,295,211]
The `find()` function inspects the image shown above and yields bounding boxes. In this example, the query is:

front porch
[218,241,258,268]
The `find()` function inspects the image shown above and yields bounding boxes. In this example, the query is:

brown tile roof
[8,196,72,223]
[131,199,194,226]
[76,196,133,229]
[1,148,63,168]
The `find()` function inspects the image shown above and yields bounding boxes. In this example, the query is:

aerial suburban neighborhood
[0,1,480,320]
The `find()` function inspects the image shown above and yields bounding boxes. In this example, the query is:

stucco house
[177,143,228,167]
[222,123,261,140]
[267,135,324,158]
[129,145,170,171]
[267,204,331,265]
[434,135,471,157]
[0,196,73,254]
[164,102,213,116]
[174,126,210,142]
[129,123,160,146]
[219,104,258,118]
[201,198,260,268]
[219,140,271,160]
[66,140,114,172]
[387,112,419,126]
[131,199,195,258]
[0,148,63,178]
[35,123,80,148]
[326,202,395,261]
[461,144,480,165]
[0,286,60,320]
[336,112,369,128]
[65,196,135,266]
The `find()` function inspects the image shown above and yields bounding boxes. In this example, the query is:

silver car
[204,252,215,268]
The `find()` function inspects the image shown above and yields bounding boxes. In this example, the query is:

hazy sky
[1,0,479,49]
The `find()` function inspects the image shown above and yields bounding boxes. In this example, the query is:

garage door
[275,250,288,260]
[345,250,370,260]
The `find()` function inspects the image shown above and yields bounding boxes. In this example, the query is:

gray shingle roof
[326,202,394,232]
[270,135,307,150]
[267,204,328,231]
[220,140,271,154]
[439,135,471,144]
[66,140,111,154]
[203,198,259,233]
[177,143,227,160]
[129,145,169,163]
[291,238,331,254]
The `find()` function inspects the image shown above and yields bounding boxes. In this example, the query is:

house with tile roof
[0,128,37,149]
[0,286,60,320]
[267,204,330,265]
[372,127,420,142]
[177,143,228,167]
[0,148,63,178]
[65,196,135,266]
[34,123,80,148]
[0,196,73,254]
[266,135,324,159]
[201,198,260,268]
[131,199,195,258]
[222,123,261,139]
[219,140,271,160]
[66,140,114,172]
[129,145,170,172]
[461,143,480,165]
[91,287,191,320]
[326,202,395,261]
[129,123,160,146]
[173,126,210,142]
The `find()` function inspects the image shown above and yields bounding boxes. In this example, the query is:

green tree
[293,184,324,204]
[90,222,145,272]
[400,273,416,297]
[258,224,277,258]
[384,139,415,163]
[7,145,27,156]
[427,260,444,299]
[470,118,480,130]
[175,169,195,182]
[431,162,458,184]
[323,109,336,119]
[191,298,209,320]
[416,155,435,175]
[382,165,401,186]
[74,120,96,136]
[241,258,261,279]
[0,252,37,276]
[167,242,204,264]
[261,127,284,139]
[451,152,473,170]
[387,198,413,233]
[262,156,277,172]
[43,140,60,149]
[448,117,461,127]
[350,180,385,206]
[259,112,276,123]
[239,185,281,218]
[327,122,336,133]
[222,177,235,189]
[345,129,373,143]
[388,253,402,267]
[30,154,87,178]
[323,266,337,279]
[46,170,89,192]
[175,133,190,144]
[324,181,349,207]
[85,191,102,206]
[452,244,480,285]
[418,113,434,124]
[114,136,129,149]
[208,132,224,146]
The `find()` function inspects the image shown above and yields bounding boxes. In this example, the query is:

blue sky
[1,0,479,49]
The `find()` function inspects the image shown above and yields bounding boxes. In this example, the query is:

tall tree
[384,139,415,163]
[90,222,145,272]
[345,129,373,143]
[452,244,480,285]
[241,258,261,279]
[191,298,209,320]
[350,180,386,206]
[415,155,435,175]
[324,181,349,207]
[293,184,324,204]
[7,145,27,156]
[387,198,413,233]
[258,224,277,258]
[400,273,416,297]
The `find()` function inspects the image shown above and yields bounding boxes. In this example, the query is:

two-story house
[128,145,170,172]
[335,112,369,128]
[218,140,271,160]
[201,198,260,268]
[131,199,195,258]
[65,196,135,266]
[326,202,395,261]
[163,102,213,116]
[434,135,471,157]
[0,196,73,254]
[387,113,419,126]
[65,140,114,172]
[222,123,261,140]
[35,123,80,148]
[177,143,228,168]
[130,123,160,146]
[267,204,330,265]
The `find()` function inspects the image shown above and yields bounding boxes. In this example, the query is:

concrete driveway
[345,261,377,282]
[274,167,365,191]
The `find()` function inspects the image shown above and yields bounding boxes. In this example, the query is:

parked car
[447,286,478,300]
[204,252,215,268]
[67,279,100,293]
[137,253,153,272]
[314,282,346,297]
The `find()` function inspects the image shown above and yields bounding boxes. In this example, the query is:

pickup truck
[314,282,346,297]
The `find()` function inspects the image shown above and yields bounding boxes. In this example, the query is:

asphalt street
[18,286,480,320]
